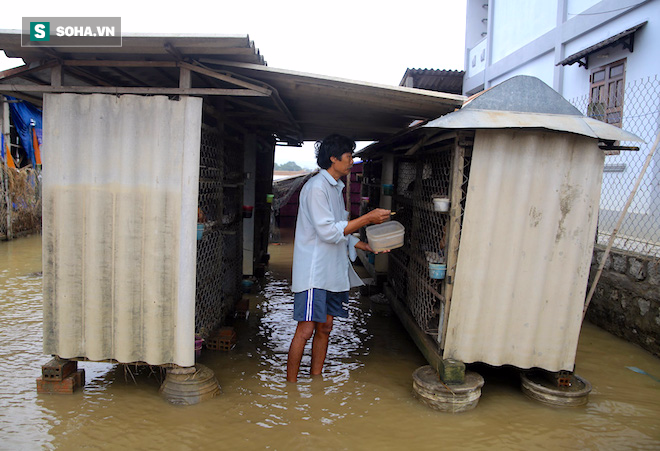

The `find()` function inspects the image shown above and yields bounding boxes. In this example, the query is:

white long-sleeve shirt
[291,169,363,293]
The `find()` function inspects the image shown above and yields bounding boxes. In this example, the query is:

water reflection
[0,235,659,449]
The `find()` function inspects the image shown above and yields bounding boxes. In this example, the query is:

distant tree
[276,161,303,171]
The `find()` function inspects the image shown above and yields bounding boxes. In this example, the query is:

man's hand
[366,208,391,225]
[354,240,390,254]
[344,208,392,236]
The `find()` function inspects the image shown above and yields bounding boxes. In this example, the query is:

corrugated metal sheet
[423,75,642,143]
[42,93,202,366]
[425,109,642,142]
[399,68,465,94]
[443,129,604,372]
[557,22,647,67]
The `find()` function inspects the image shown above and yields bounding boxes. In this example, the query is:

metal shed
[0,31,464,371]
[358,76,641,375]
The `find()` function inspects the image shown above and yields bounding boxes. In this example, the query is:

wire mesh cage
[371,137,473,345]
[195,125,243,338]
[389,150,453,336]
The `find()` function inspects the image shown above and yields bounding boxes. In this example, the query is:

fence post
[1,97,12,240]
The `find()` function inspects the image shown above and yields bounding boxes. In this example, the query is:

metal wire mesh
[389,150,453,335]
[195,125,243,338]
[568,75,660,257]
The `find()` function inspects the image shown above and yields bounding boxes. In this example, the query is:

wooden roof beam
[0,85,270,96]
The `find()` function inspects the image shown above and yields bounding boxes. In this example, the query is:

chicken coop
[357,76,641,390]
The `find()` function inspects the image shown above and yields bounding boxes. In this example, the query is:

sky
[0,0,467,170]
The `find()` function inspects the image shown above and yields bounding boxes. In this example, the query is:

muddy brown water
[0,234,659,450]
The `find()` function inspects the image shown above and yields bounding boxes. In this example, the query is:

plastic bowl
[366,221,405,253]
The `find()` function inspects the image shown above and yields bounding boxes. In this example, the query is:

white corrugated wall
[42,93,202,367]
[444,129,604,372]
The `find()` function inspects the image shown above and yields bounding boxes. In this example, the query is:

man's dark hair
[315,134,356,169]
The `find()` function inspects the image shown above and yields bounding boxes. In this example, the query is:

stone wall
[586,245,660,358]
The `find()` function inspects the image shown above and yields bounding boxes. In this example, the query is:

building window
[588,59,626,128]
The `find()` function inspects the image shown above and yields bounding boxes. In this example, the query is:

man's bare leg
[286,321,315,382]
[311,315,333,376]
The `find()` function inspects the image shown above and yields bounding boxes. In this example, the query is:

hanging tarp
[6,96,43,167]
[1,134,16,168]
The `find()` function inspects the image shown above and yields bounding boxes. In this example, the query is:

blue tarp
[6,96,42,167]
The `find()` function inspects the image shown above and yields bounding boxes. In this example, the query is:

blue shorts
[293,289,349,322]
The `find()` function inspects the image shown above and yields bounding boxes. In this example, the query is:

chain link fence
[569,75,660,257]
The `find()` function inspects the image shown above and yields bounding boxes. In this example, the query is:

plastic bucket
[197,223,204,240]
[429,263,446,280]
[266,194,274,204]
[241,279,253,293]
[242,206,254,218]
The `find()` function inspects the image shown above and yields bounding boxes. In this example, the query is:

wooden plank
[440,135,469,348]
[179,67,191,89]
[179,62,271,95]
[0,61,59,82]
[1,99,12,240]
[63,60,178,68]
[385,284,445,376]
[50,65,62,87]
[0,85,269,96]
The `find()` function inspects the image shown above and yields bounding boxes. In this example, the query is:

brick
[41,358,77,382]
[206,327,237,351]
[36,369,84,394]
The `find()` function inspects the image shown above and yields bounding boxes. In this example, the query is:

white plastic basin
[366,220,405,253]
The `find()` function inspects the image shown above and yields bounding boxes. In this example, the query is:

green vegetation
[274,161,304,171]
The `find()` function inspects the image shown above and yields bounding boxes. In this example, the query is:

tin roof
[557,22,647,68]
[357,75,642,158]
[0,31,465,144]
[422,75,642,142]
[399,68,464,94]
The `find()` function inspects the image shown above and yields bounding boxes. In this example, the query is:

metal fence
[195,124,243,339]
[385,144,472,340]
[0,163,42,240]
[569,75,660,257]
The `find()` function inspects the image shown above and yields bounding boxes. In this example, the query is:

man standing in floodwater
[286,134,391,383]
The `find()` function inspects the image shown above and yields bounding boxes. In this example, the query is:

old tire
[520,370,591,407]
[159,364,221,405]
[412,365,485,413]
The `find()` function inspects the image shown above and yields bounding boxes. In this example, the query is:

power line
[568,2,645,16]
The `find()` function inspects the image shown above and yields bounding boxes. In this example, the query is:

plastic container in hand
[366,221,405,253]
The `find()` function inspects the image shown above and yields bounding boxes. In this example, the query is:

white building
[464,0,660,255]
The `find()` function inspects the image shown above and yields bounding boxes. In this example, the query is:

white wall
[490,51,556,88]
[567,0,600,16]
[468,38,488,77]
[491,0,557,63]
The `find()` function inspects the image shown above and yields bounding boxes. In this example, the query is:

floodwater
[1,234,659,450]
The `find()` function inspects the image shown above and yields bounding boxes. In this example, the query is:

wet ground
[0,234,659,450]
